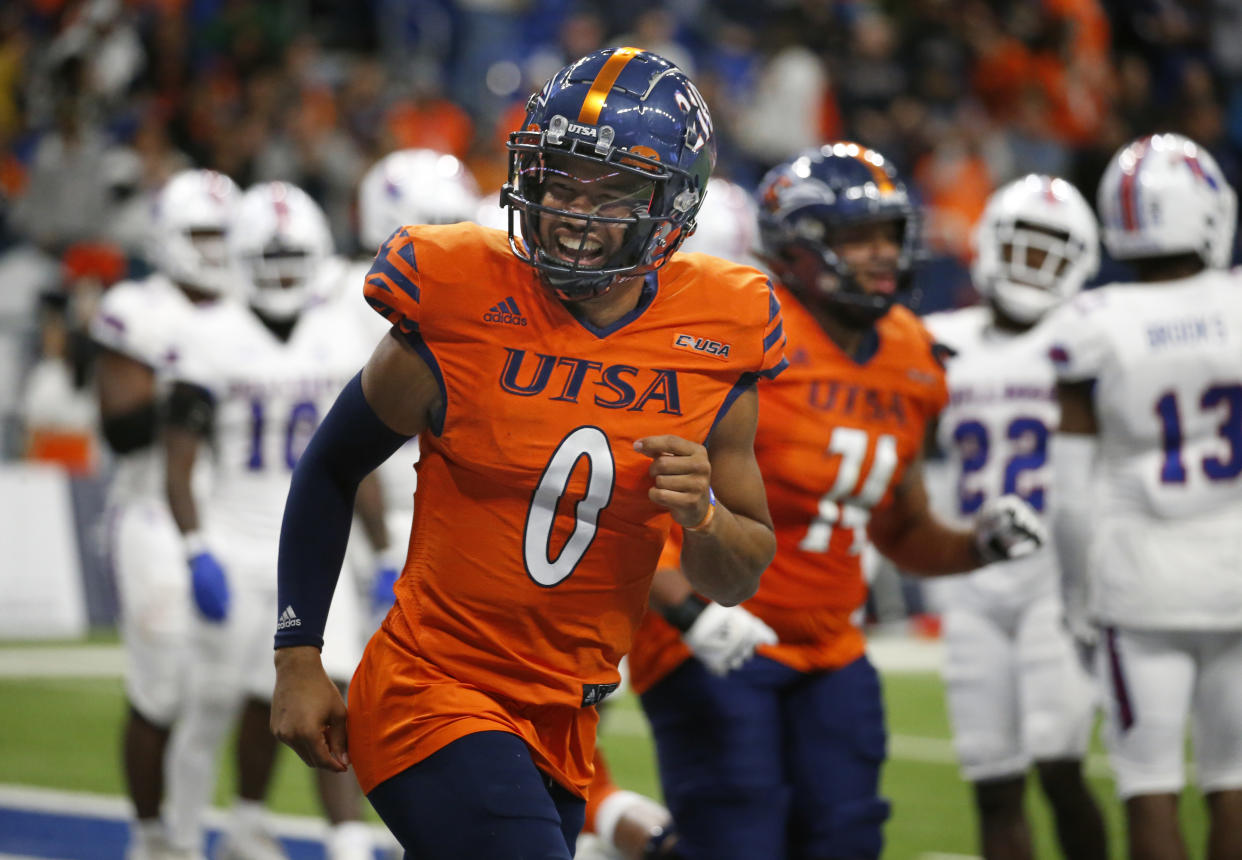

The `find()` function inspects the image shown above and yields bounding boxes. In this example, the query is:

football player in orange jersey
[626,143,1048,860]
[268,48,785,859]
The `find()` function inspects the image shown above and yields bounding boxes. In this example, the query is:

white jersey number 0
[524,426,616,587]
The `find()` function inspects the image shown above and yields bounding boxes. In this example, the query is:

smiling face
[531,153,656,272]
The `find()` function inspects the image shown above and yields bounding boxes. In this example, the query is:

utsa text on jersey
[499,348,683,413]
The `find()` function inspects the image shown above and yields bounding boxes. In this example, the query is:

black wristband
[165,381,216,436]
[659,594,709,633]
[101,401,159,454]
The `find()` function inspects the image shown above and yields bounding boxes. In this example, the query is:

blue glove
[188,551,230,622]
[370,565,399,617]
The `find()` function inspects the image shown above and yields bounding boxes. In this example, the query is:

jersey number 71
[799,427,898,555]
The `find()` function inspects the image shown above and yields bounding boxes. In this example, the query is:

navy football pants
[640,654,891,860]
[366,730,586,859]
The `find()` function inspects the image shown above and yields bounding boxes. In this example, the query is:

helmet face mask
[509,146,669,298]
[973,174,1099,325]
[502,48,715,301]
[183,226,229,275]
[229,182,333,321]
[758,143,918,327]
[153,170,239,295]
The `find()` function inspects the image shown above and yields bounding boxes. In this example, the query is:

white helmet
[681,177,760,265]
[1097,133,1237,269]
[357,148,480,251]
[475,190,509,230]
[972,174,1100,324]
[229,182,333,320]
[152,169,240,295]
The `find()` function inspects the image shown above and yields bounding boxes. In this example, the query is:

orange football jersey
[629,286,947,693]
[350,225,785,796]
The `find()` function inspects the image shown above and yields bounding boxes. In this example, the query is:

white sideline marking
[0,783,391,842]
[888,735,1118,780]
[0,637,948,679]
[598,710,1117,776]
[0,646,125,678]
[867,635,944,673]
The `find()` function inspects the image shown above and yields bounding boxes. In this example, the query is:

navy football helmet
[502,47,716,300]
[757,142,918,325]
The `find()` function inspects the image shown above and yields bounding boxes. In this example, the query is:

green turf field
[0,650,1210,859]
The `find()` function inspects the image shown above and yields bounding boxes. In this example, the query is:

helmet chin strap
[537,258,617,301]
[793,260,897,329]
[819,287,893,328]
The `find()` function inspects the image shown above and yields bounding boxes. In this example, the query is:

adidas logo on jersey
[484,297,528,327]
[276,605,302,630]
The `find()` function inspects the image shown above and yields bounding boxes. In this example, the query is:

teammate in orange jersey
[268,48,785,859]
[627,143,1047,860]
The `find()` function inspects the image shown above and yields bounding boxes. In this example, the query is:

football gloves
[683,603,778,676]
[188,551,229,622]
[973,494,1047,564]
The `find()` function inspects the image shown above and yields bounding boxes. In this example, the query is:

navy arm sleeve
[275,372,411,650]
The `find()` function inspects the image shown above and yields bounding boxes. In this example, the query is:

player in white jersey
[161,182,379,860]
[90,168,238,860]
[1046,133,1242,860]
[923,174,1107,860]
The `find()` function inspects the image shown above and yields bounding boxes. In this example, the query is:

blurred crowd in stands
[3,0,1242,473]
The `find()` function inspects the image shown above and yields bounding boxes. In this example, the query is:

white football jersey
[924,306,1061,611]
[1044,269,1242,628]
[91,274,197,505]
[169,294,371,570]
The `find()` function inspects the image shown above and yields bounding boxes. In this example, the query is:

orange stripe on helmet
[578,47,641,125]
[843,143,894,193]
